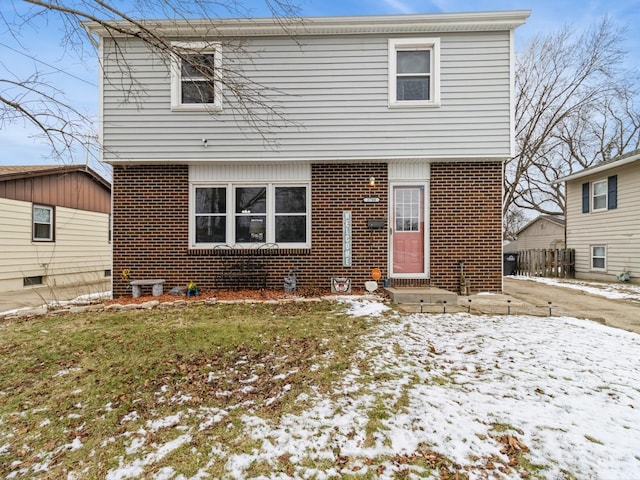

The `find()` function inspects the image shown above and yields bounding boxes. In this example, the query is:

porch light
[368,176,376,188]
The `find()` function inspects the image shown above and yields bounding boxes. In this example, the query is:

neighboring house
[86,11,529,297]
[557,149,640,283]
[505,215,565,252]
[0,165,112,295]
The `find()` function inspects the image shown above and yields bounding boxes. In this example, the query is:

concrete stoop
[384,287,457,306]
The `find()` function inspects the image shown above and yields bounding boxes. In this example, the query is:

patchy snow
[514,275,640,301]
[4,293,640,479]
[100,301,640,477]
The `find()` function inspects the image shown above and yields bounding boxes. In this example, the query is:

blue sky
[1,0,639,178]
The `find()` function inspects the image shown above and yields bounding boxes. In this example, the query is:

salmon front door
[392,186,425,275]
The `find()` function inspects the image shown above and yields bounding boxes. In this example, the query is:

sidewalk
[0,280,111,315]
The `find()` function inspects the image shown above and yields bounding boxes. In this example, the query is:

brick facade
[111,161,502,298]
[430,161,503,293]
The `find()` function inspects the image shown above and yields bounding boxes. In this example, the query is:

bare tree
[506,17,640,220]
[0,0,300,160]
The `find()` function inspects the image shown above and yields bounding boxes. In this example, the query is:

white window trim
[388,37,440,108]
[591,179,608,212]
[591,245,606,271]
[170,41,222,111]
[33,204,54,242]
[190,182,311,249]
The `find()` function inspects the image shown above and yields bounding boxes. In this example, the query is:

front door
[392,186,425,275]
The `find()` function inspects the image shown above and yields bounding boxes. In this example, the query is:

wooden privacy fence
[515,249,575,278]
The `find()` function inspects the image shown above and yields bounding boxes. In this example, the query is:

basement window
[24,275,44,287]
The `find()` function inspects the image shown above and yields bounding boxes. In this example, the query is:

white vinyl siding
[101,31,512,162]
[0,199,112,293]
[566,161,640,281]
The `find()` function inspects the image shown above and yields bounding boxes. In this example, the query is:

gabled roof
[555,149,640,183]
[0,164,111,190]
[84,10,530,38]
[516,215,565,236]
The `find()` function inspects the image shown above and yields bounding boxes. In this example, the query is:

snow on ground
[513,275,640,302]
[92,299,640,480]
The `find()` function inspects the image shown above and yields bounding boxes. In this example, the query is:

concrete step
[385,287,457,305]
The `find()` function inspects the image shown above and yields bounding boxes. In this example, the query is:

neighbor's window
[191,184,309,247]
[592,180,608,211]
[389,38,440,107]
[171,42,221,110]
[591,245,606,270]
[33,205,54,241]
[23,275,43,287]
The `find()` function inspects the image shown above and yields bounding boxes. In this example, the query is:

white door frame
[388,181,430,279]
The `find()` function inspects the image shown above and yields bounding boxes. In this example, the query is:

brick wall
[111,163,389,297]
[430,161,503,293]
[111,161,502,298]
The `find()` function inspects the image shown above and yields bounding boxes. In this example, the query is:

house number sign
[343,210,352,267]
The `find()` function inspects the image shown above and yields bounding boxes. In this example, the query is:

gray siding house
[506,215,565,252]
[557,150,640,283]
[87,11,529,297]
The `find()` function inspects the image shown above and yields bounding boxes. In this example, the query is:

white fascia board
[554,153,640,184]
[83,10,531,38]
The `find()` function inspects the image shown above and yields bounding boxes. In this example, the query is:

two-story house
[556,149,640,283]
[86,11,529,297]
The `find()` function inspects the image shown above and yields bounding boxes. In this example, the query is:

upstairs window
[592,180,607,211]
[389,38,440,108]
[582,176,617,213]
[171,42,222,111]
[33,205,54,241]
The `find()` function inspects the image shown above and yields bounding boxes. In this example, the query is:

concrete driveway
[503,277,640,334]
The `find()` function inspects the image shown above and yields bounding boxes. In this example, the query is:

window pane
[182,54,216,78]
[34,223,51,240]
[593,181,607,196]
[397,77,429,101]
[276,187,306,213]
[236,216,266,242]
[276,216,306,243]
[397,50,430,74]
[593,195,606,210]
[182,81,216,104]
[34,207,51,223]
[593,246,605,257]
[593,257,605,269]
[196,216,225,243]
[236,187,266,213]
[196,188,226,214]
